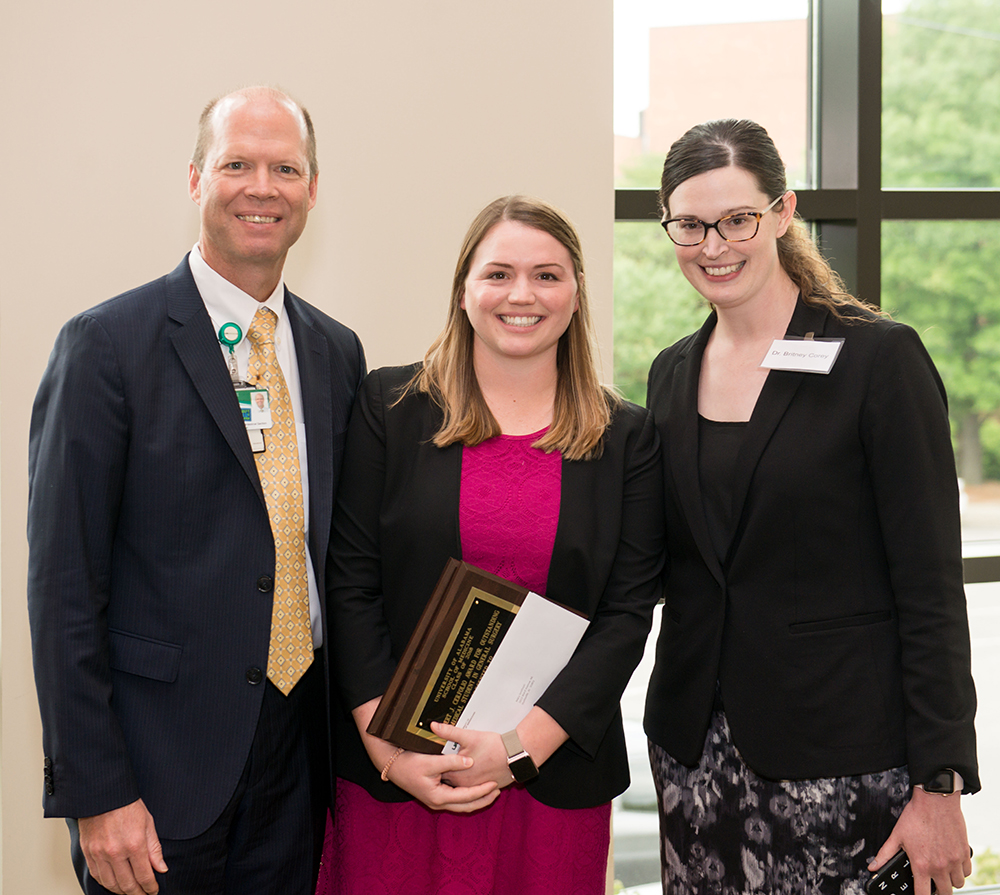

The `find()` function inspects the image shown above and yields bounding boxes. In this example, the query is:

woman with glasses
[318,195,664,895]
[644,119,978,895]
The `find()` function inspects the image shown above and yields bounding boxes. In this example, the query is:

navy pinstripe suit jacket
[27,256,365,838]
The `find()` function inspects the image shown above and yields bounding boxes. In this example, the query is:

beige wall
[0,1,612,890]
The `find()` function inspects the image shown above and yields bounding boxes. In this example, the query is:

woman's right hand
[384,750,500,813]
[352,697,500,813]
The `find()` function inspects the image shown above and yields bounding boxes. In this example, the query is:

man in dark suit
[27,86,365,895]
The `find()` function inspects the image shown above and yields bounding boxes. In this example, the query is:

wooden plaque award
[366,559,532,754]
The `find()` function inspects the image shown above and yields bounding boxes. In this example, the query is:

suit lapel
[285,293,334,567]
[165,257,264,505]
[669,316,727,588]
[725,300,830,565]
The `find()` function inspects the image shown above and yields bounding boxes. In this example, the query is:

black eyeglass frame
[660,193,787,246]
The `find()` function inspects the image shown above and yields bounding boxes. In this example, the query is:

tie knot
[248,307,278,343]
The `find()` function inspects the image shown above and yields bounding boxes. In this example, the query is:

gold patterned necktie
[246,306,313,695]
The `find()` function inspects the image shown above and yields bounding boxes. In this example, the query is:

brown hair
[405,195,618,461]
[660,119,879,317]
[191,86,318,180]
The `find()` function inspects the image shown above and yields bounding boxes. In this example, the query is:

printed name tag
[761,338,844,374]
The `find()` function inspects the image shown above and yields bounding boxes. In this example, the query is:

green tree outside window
[882,0,1000,485]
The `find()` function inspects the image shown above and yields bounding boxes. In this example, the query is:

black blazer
[644,298,979,791]
[27,256,365,838]
[328,364,665,809]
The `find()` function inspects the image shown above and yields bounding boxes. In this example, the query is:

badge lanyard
[219,322,269,452]
[218,322,244,385]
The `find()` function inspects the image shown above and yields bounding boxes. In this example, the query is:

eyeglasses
[661,193,785,246]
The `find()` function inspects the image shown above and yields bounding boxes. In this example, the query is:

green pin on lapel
[219,322,242,348]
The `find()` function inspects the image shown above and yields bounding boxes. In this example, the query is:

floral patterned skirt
[648,706,910,895]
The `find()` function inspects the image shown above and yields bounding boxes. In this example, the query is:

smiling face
[460,220,579,369]
[189,94,317,297]
[665,165,795,313]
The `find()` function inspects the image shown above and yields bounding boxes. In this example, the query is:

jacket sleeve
[328,369,398,710]
[27,313,141,818]
[862,321,979,792]
[534,405,666,758]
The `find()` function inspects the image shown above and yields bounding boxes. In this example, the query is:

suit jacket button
[256,576,274,592]
[246,667,263,685]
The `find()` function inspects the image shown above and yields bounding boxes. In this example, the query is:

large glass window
[613,2,810,405]
[614,1,810,190]
[883,221,1000,504]
[612,222,700,405]
[612,2,1000,891]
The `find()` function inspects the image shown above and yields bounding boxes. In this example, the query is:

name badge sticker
[236,387,273,430]
[761,338,844,374]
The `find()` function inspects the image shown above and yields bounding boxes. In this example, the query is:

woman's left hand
[430,723,513,789]
[869,786,972,895]
[430,707,571,790]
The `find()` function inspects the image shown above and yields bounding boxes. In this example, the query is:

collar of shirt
[188,244,286,374]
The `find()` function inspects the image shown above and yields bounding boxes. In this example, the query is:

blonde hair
[404,196,618,461]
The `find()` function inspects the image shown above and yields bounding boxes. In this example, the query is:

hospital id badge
[236,387,273,430]
[235,386,271,452]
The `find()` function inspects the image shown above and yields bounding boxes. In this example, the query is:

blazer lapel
[669,316,727,588]
[165,257,264,505]
[285,293,334,567]
[725,300,830,565]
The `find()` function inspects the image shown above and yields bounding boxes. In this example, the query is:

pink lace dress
[316,431,612,894]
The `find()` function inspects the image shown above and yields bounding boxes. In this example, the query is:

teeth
[238,215,278,223]
[704,263,743,276]
[500,316,542,327]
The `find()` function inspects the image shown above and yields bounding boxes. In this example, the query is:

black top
[698,415,748,565]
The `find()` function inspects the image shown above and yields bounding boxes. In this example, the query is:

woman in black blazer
[644,120,978,895]
[321,196,664,895]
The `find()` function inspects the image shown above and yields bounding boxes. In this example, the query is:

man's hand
[869,787,971,895]
[78,799,167,895]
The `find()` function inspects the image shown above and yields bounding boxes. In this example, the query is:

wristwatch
[920,768,964,795]
[501,729,539,783]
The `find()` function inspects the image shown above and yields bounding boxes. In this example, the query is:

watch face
[924,769,956,793]
[509,754,539,783]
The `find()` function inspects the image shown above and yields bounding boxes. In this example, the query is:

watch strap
[501,729,539,783]
[501,729,525,757]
